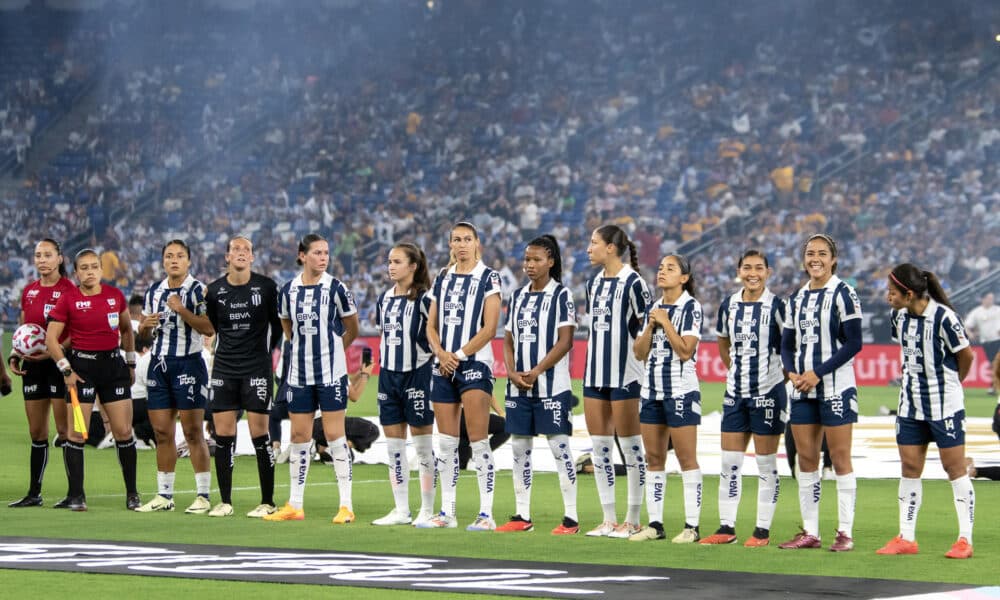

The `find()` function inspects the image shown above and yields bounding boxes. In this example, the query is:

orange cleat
[944,537,972,559]
[876,535,919,555]
[263,503,305,522]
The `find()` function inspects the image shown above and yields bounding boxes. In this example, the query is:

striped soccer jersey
[279,272,357,386]
[376,288,432,372]
[505,279,576,398]
[891,299,970,420]
[784,275,862,399]
[584,264,651,388]
[640,291,702,400]
[143,274,208,357]
[431,260,503,364]
[716,288,786,397]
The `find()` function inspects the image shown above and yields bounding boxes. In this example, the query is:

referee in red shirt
[45,249,140,511]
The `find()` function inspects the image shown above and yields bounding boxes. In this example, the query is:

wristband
[57,358,71,372]
[455,349,467,361]
[125,351,137,363]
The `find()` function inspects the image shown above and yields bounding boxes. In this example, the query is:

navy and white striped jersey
[784,275,862,399]
[640,291,702,400]
[891,299,970,420]
[376,288,432,373]
[431,260,503,365]
[505,279,576,398]
[143,274,208,357]
[584,265,651,388]
[716,289,786,397]
[279,272,357,386]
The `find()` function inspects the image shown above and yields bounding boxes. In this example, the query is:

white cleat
[184,496,211,515]
[135,494,175,513]
[246,503,278,518]
[208,502,234,517]
[372,508,413,526]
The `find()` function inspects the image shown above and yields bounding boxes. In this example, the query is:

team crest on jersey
[320,290,330,306]
[468,281,479,297]
[251,288,262,306]
[107,298,116,307]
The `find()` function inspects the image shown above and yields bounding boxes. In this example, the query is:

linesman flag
[69,386,88,440]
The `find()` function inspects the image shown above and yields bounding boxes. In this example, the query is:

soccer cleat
[551,517,579,535]
[876,535,919,555]
[778,529,822,549]
[829,530,854,552]
[700,526,738,545]
[585,520,618,537]
[208,502,234,517]
[466,512,497,531]
[945,537,973,559]
[264,503,305,522]
[608,522,641,539]
[332,506,355,524]
[672,526,700,544]
[412,509,436,528]
[416,512,457,529]
[629,526,666,542]
[496,515,534,532]
[135,494,175,513]
[55,495,87,511]
[372,508,412,526]
[276,445,292,464]
[126,492,142,511]
[52,496,73,509]
[8,495,43,508]
[744,527,770,547]
[185,496,212,515]
[246,503,278,518]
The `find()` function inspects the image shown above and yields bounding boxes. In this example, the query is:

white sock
[898,477,921,542]
[328,437,353,510]
[471,439,495,518]
[950,475,975,543]
[437,434,460,517]
[412,434,437,514]
[511,436,533,520]
[547,435,577,522]
[288,441,311,509]
[621,435,645,525]
[591,435,616,522]
[646,470,666,525]
[798,470,821,537]
[755,454,779,530]
[681,468,702,527]
[719,450,744,528]
[836,472,856,537]
[157,471,175,499]
[194,471,211,498]
[386,437,409,514]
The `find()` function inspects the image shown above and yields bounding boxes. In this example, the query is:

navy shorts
[146,354,208,411]
[721,383,787,436]
[69,349,130,404]
[430,359,494,403]
[288,375,348,414]
[378,363,434,427]
[209,369,273,414]
[896,411,965,449]
[504,390,574,436]
[640,390,701,427]
[21,358,66,401]
[790,387,858,427]
[584,381,641,401]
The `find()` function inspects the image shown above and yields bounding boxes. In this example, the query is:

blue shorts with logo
[790,387,858,427]
[583,381,642,401]
[288,375,348,413]
[721,383,787,436]
[430,359,493,403]
[640,390,701,427]
[147,354,208,411]
[378,363,434,427]
[896,410,965,449]
[505,390,574,436]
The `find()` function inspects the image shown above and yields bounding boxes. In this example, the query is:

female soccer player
[420,221,503,531]
[135,240,215,514]
[701,250,786,547]
[205,236,282,518]
[497,235,579,535]
[779,234,862,552]
[45,249,140,511]
[266,234,359,523]
[370,242,438,527]
[876,264,975,559]
[632,254,702,543]
[583,224,650,538]
[6,239,75,508]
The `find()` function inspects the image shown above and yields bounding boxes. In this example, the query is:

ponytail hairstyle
[393,242,431,300]
[37,238,67,277]
[737,248,769,269]
[889,263,954,310]
[595,224,640,275]
[161,238,192,259]
[296,233,327,266]
[446,221,482,268]
[526,234,564,283]
[803,233,838,274]
[665,253,696,297]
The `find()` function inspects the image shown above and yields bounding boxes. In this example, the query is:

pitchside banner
[345,338,996,388]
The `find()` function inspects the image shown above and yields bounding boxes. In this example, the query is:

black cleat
[126,492,142,511]
[56,495,87,511]
[8,495,43,508]
[53,496,73,509]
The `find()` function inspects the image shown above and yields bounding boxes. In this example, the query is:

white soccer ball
[12,323,47,358]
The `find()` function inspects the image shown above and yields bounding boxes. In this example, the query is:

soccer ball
[12,323,47,358]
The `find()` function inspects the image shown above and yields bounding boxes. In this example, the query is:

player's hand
[65,371,84,387]
[650,308,671,329]
[437,351,458,376]
[141,313,161,330]
[8,355,26,376]
[20,349,51,362]
[165,294,183,312]
[509,372,530,391]
[519,369,539,389]
[795,370,819,393]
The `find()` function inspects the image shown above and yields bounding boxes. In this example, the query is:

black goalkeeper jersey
[205,271,282,378]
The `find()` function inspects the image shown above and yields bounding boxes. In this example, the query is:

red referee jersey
[21,277,77,330]
[48,284,127,351]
